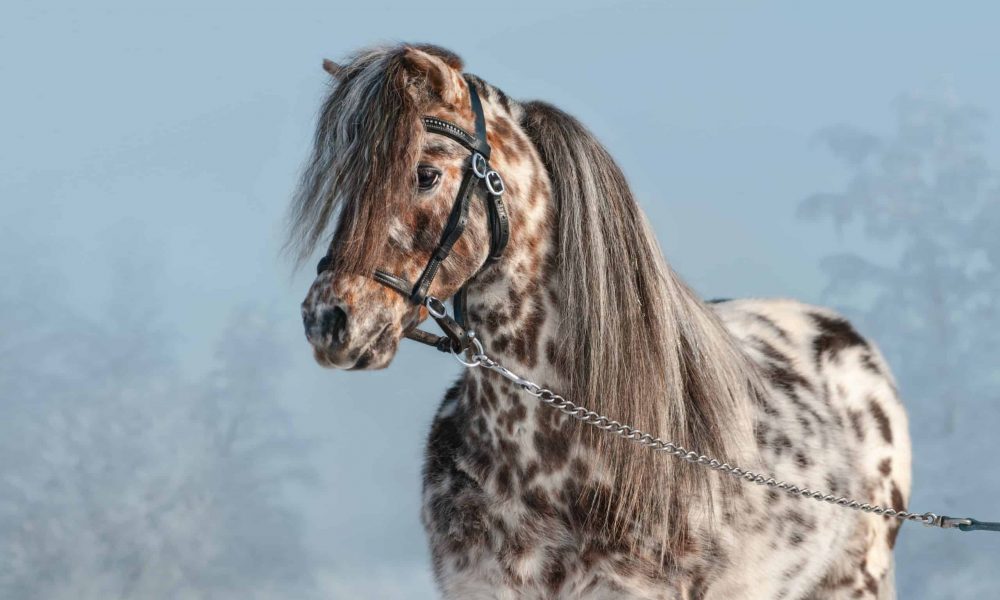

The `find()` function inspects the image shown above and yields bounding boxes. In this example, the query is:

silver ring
[485,171,505,195]
[425,296,447,318]
[451,337,485,367]
[471,153,488,178]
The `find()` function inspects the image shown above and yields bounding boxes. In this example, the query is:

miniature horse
[290,44,911,599]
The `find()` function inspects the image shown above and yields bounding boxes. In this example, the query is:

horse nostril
[320,304,349,344]
[303,303,350,347]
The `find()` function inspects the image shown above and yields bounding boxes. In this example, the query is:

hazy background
[3,1,999,598]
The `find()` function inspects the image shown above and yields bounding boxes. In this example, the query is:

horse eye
[416,166,441,191]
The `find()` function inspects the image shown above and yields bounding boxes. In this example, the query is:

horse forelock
[287,45,430,275]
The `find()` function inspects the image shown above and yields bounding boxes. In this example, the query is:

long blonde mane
[521,101,765,548]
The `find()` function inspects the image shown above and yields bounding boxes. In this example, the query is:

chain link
[454,344,961,530]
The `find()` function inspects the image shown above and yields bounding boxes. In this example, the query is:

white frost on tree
[0,254,318,600]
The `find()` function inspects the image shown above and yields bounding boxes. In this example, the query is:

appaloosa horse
[290,44,911,599]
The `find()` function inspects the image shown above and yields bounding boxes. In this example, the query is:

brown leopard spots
[772,433,793,456]
[522,486,554,516]
[483,307,511,333]
[848,409,865,441]
[796,414,816,436]
[511,299,546,367]
[751,313,792,342]
[885,485,906,544]
[543,556,569,594]
[545,338,559,366]
[492,334,511,353]
[534,397,566,433]
[812,572,854,596]
[533,429,571,470]
[765,362,815,398]
[487,117,517,157]
[494,464,513,496]
[878,458,892,476]
[759,397,781,417]
[497,401,527,434]
[811,312,869,365]
[755,422,769,447]
[869,399,893,444]
[687,572,709,599]
[754,337,790,364]
[787,510,816,533]
[472,415,488,437]
[856,560,881,596]
[890,483,905,512]
[859,352,883,375]
[825,474,846,496]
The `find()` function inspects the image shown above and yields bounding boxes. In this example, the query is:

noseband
[316,77,510,354]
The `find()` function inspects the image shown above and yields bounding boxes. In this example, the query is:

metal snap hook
[450,336,485,367]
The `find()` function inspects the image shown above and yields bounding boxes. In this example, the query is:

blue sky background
[3,2,999,598]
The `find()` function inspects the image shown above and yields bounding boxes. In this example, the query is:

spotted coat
[423,296,910,599]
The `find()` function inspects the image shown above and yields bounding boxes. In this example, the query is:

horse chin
[346,348,395,371]
[310,323,400,371]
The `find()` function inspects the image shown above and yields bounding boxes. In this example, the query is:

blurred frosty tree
[801,88,1000,599]
[800,89,1000,437]
[0,253,317,599]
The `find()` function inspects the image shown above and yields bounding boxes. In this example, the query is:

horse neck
[459,176,569,449]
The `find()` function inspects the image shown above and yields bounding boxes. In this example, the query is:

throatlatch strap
[453,288,469,327]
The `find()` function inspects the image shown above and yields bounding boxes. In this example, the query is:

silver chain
[444,323,973,531]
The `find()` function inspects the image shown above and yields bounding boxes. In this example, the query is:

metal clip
[927,514,974,529]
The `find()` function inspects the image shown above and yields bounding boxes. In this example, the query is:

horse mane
[286,44,460,274]
[520,101,764,548]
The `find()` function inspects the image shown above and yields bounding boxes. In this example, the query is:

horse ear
[400,46,464,106]
[322,59,343,79]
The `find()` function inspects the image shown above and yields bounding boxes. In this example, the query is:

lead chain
[445,324,980,531]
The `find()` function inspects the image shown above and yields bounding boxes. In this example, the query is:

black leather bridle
[316,77,510,354]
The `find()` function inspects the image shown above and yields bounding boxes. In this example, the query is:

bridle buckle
[471,152,489,178]
[485,170,505,195]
